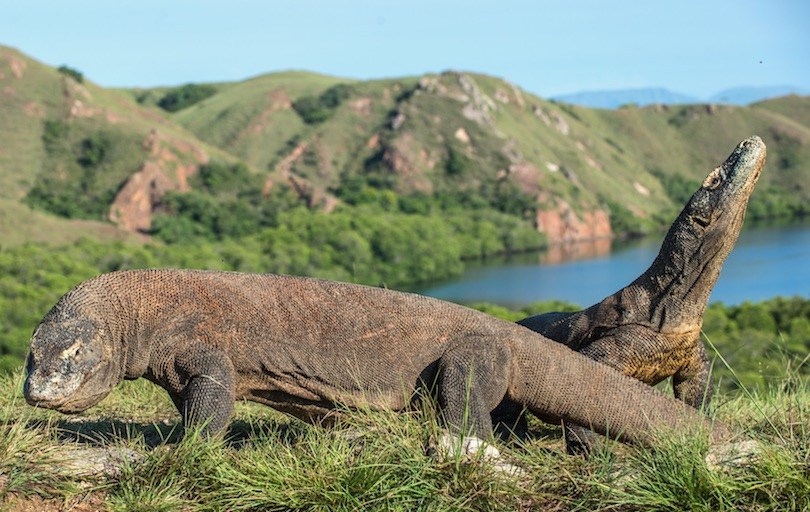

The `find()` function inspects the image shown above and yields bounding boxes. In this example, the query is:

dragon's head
[24,297,119,414]
[659,136,765,269]
[680,135,766,239]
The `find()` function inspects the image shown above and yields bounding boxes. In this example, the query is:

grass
[0,199,141,249]
[1,361,809,511]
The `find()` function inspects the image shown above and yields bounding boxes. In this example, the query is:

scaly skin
[24,269,729,452]
[513,135,766,453]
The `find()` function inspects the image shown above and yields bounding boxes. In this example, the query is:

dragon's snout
[23,367,81,408]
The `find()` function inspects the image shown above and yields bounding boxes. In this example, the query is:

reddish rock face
[108,130,210,233]
[535,201,612,244]
[108,161,174,233]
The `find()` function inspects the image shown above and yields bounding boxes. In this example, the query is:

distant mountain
[551,88,700,109]
[710,86,810,105]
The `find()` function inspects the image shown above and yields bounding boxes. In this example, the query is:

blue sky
[2,0,808,99]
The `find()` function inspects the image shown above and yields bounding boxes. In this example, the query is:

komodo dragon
[24,270,731,461]
[510,135,766,453]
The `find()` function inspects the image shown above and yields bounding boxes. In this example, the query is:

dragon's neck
[609,215,735,333]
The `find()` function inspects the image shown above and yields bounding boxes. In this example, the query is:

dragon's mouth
[50,389,111,413]
[27,382,110,413]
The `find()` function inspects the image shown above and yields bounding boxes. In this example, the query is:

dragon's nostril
[691,215,710,228]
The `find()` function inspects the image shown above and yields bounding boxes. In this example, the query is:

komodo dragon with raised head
[24,270,731,460]
[511,135,766,453]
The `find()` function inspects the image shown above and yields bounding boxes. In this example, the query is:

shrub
[318,83,351,108]
[157,83,217,112]
[196,162,253,194]
[650,168,700,206]
[57,65,83,83]
[292,84,352,124]
[445,147,471,176]
[41,119,70,154]
[605,200,650,237]
[77,133,110,168]
[292,96,331,124]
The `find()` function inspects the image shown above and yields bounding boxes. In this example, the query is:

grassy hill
[0,45,243,243]
[2,44,809,250]
[157,69,810,240]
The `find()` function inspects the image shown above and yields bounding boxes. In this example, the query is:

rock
[435,432,524,477]
[634,182,651,196]
[454,127,470,144]
[705,439,761,472]
[57,446,141,478]
[390,111,406,130]
[535,201,612,243]
[457,74,496,125]
[108,161,174,232]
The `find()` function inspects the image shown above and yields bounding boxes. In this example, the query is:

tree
[157,83,217,112]
[57,65,83,83]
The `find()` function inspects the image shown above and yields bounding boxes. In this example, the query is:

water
[412,219,810,308]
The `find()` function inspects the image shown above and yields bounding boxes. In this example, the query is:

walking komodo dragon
[24,270,732,462]
[510,135,766,453]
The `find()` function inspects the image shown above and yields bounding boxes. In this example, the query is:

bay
[411,219,810,308]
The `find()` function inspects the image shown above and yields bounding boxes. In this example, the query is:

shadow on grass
[53,418,182,447]
[34,416,313,451]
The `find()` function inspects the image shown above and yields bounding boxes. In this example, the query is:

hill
[2,44,809,253]
[165,70,810,240]
[710,86,810,105]
[0,45,240,243]
[551,86,810,108]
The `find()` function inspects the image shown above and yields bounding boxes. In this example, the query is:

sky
[2,0,808,99]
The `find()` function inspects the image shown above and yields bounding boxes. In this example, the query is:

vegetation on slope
[3,45,809,266]
[168,70,810,233]
[157,83,218,112]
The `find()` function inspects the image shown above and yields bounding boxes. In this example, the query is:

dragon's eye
[704,171,723,190]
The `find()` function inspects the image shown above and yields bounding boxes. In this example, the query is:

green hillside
[0,45,242,243]
[3,44,809,252]
[165,70,809,233]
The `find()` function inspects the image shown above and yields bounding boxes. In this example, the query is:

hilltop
[552,87,701,108]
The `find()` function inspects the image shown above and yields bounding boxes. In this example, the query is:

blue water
[412,220,810,308]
